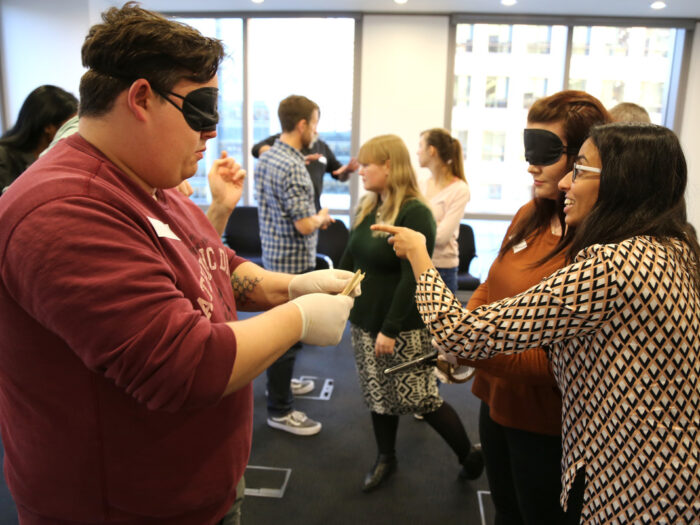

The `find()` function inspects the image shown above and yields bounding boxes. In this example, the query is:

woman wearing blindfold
[438,91,610,524]
[439,91,610,524]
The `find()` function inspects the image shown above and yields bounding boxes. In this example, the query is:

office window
[456,24,474,52]
[175,18,243,205]
[572,26,592,55]
[452,20,685,273]
[601,80,626,106]
[485,77,509,108]
[457,130,468,161]
[569,78,587,91]
[487,25,513,53]
[523,77,548,109]
[482,131,506,162]
[603,27,630,56]
[452,23,567,217]
[640,81,664,114]
[568,26,679,124]
[454,75,471,107]
[248,17,355,210]
[487,184,503,200]
[644,28,673,57]
[524,26,552,54]
[176,16,355,208]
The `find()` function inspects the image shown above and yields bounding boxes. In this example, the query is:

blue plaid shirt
[255,139,317,273]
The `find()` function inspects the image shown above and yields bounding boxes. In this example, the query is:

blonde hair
[354,134,425,228]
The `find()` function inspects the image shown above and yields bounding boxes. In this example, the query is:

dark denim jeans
[436,266,458,294]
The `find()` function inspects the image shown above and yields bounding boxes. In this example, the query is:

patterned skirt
[350,324,443,416]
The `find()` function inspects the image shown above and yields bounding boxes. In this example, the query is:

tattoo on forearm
[231,273,262,306]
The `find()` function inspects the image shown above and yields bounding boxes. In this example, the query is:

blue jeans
[436,266,458,294]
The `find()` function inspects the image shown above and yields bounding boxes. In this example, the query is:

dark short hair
[278,95,319,132]
[0,85,78,152]
[79,2,224,117]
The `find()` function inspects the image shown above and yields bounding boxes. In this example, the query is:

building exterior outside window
[451,21,682,274]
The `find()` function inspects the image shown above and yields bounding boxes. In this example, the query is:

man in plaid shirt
[255,95,333,435]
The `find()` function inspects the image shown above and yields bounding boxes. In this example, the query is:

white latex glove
[291,293,354,346]
[288,269,362,299]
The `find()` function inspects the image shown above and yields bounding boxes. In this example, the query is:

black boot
[362,454,397,492]
[458,446,484,480]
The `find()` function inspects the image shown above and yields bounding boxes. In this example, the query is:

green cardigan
[339,198,436,338]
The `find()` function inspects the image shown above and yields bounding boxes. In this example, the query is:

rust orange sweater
[465,201,566,435]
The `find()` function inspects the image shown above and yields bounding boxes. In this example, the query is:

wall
[359,15,449,183]
[0,0,93,125]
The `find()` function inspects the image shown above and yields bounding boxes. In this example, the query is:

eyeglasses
[572,163,601,183]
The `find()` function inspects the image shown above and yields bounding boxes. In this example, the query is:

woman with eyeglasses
[373,122,700,524]
[426,92,610,525]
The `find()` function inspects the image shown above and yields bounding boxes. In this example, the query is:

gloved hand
[291,293,354,346]
[288,269,362,299]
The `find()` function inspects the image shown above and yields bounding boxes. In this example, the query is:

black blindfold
[159,87,219,132]
[523,128,579,166]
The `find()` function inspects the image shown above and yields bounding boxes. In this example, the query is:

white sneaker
[267,410,322,436]
[291,378,315,396]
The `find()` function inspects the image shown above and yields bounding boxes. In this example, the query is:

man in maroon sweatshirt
[0,4,356,524]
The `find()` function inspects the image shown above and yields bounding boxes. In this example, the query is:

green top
[340,198,436,338]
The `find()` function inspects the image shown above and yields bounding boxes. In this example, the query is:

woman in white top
[417,128,470,293]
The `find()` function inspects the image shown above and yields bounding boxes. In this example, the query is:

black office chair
[222,206,264,267]
[457,223,480,291]
[316,220,350,269]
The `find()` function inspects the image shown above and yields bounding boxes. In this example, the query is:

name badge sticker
[147,216,181,241]
[513,240,527,253]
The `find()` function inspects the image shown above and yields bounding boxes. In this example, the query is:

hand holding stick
[341,269,365,296]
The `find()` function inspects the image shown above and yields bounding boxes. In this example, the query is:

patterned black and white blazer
[416,236,699,524]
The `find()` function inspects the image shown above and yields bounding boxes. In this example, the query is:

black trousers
[479,402,583,525]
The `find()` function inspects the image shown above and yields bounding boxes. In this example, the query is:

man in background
[255,95,335,436]
[608,101,651,123]
[252,127,357,212]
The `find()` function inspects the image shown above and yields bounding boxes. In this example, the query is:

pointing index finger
[370,224,400,234]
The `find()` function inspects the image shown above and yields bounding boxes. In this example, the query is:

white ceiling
[141,0,700,19]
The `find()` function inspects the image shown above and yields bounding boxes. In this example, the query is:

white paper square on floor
[244,466,292,498]
[477,490,495,525]
[295,375,334,401]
